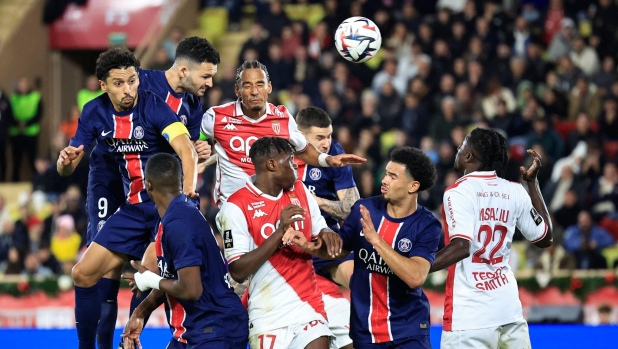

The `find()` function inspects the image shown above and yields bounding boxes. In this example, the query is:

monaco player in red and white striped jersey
[431,128,554,349]
[200,60,365,208]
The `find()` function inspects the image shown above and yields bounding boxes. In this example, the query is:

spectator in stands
[259,0,289,39]
[557,56,584,94]
[591,162,618,219]
[548,17,575,62]
[372,58,406,97]
[22,252,53,277]
[545,165,587,213]
[564,210,614,269]
[567,113,598,153]
[597,304,613,325]
[593,56,618,94]
[591,0,618,58]
[568,77,602,120]
[1,247,22,275]
[524,42,549,85]
[511,16,531,58]
[377,82,403,132]
[58,106,79,143]
[61,185,87,243]
[307,21,332,60]
[76,75,103,112]
[599,97,618,141]
[526,116,565,162]
[490,99,514,134]
[0,88,12,182]
[533,243,576,273]
[38,243,61,275]
[9,76,42,182]
[430,96,460,142]
[162,26,185,60]
[0,195,9,235]
[50,214,81,265]
[570,36,600,77]
[554,189,582,230]
[280,25,301,61]
[401,93,429,146]
[150,47,174,71]
[264,41,293,91]
[482,78,517,120]
[543,88,568,121]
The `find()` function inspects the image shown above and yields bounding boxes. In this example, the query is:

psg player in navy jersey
[338,147,441,348]
[121,153,248,349]
[57,47,198,349]
[295,107,359,289]
[84,38,219,349]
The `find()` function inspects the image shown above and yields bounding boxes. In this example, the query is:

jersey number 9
[98,197,108,218]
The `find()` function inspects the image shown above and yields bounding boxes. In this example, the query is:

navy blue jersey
[339,197,441,344]
[299,141,356,231]
[154,194,248,344]
[70,90,187,204]
[138,68,203,140]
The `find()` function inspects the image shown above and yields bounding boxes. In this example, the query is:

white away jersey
[216,178,329,336]
[201,101,308,207]
[442,171,548,331]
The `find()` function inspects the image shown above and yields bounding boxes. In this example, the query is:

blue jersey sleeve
[146,92,184,133]
[339,202,360,252]
[164,216,204,271]
[69,100,98,151]
[409,217,442,264]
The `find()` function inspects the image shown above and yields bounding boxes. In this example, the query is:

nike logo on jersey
[223,123,238,130]
[101,130,112,136]
[360,230,364,236]
[253,209,268,218]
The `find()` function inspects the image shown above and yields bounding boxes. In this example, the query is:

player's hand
[282,228,310,249]
[319,230,343,258]
[326,154,367,167]
[520,149,542,183]
[57,145,84,166]
[279,204,306,233]
[121,315,144,349]
[359,205,380,245]
[195,140,212,163]
[121,273,143,299]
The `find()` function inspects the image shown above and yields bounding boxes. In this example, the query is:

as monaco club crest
[272,120,280,134]
[289,193,301,206]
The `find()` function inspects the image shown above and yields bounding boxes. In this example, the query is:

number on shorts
[98,197,108,218]
[303,319,324,331]
[258,334,276,349]
[472,224,508,265]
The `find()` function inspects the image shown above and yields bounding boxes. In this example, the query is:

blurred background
[0,0,617,346]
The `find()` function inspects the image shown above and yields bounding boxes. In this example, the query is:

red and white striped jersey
[442,171,549,331]
[216,179,328,336]
[201,101,308,207]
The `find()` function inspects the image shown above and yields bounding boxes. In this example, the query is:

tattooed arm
[314,187,360,221]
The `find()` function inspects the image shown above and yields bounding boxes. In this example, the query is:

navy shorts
[354,336,431,349]
[166,336,248,349]
[92,200,158,260]
[85,173,124,245]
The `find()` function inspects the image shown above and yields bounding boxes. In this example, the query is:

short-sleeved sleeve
[200,107,216,140]
[69,101,97,151]
[287,115,308,152]
[216,202,252,264]
[330,143,356,191]
[515,185,548,243]
[409,218,441,264]
[442,187,475,241]
[339,202,360,252]
[164,216,204,271]
[146,93,189,143]
[186,99,203,140]
[302,183,329,238]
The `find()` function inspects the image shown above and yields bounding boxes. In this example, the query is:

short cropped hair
[95,47,140,81]
[296,106,332,129]
[249,137,295,165]
[145,153,182,190]
[390,147,437,192]
[175,36,220,65]
[236,60,269,85]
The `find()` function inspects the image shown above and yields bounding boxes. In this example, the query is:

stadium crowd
[1,0,618,278]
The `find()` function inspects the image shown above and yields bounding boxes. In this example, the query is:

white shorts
[249,320,335,349]
[441,319,531,349]
[323,293,352,348]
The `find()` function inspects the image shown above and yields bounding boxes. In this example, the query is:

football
[334,16,382,63]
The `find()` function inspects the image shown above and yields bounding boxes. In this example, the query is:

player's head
[249,137,297,190]
[381,147,437,204]
[145,153,182,199]
[174,36,220,97]
[455,128,508,177]
[296,106,333,154]
[95,47,141,111]
[235,60,272,115]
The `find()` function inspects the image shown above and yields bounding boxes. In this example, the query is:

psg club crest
[97,220,106,232]
[272,120,280,134]
[398,238,412,253]
[179,115,188,125]
[133,126,144,139]
[309,168,322,180]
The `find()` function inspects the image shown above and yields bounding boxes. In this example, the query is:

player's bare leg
[72,242,126,349]
[327,260,353,289]
[305,336,330,349]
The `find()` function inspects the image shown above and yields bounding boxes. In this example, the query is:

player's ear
[234,83,240,98]
[408,180,420,194]
[266,159,277,171]
[99,79,107,93]
[267,80,273,94]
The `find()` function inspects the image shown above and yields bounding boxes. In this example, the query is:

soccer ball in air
[334,17,382,63]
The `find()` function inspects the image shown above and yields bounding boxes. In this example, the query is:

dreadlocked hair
[249,137,296,164]
[467,128,508,177]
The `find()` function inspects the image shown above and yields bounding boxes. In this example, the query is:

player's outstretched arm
[296,143,366,168]
[359,205,432,288]
[56,145,85,176]
[429,238,471,273]
[170,134,199,198]
[282,228,348,260]
[228,204,306,282]
[129,260,203,302]
[316,187,360,221]
[520,149,553,248]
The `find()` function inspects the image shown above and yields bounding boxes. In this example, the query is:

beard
[379,194,390,203]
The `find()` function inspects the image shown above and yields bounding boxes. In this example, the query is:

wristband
[318,153,330,167]
[134,270,163,291]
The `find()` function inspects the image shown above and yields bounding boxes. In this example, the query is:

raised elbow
[229,268,247,284]
[405,275,427,289]
[186,284,203,302]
